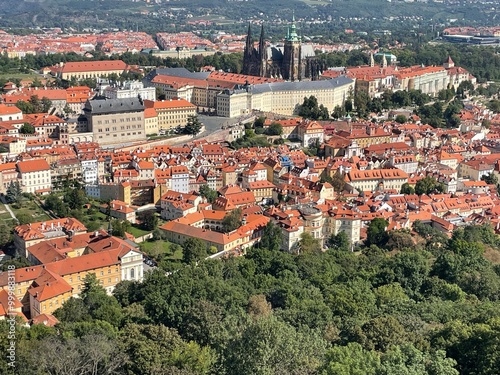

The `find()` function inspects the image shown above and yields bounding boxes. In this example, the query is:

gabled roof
[28,269,72,302]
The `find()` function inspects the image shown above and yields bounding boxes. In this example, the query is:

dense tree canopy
[222,208,242,233]
[3,220,500,374]
[298,96,330,120]
[415,176,445,196]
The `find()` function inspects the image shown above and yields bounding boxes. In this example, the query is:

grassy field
[128,225,151,238]
[140,239,183,261]
[10,199,52,223]
[0,72,41,81]
[0,202,16,227]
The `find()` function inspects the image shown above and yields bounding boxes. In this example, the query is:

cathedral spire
[369,52,375,67]
[259,23,267,76]
[382,53,387,68]
[259,23,267,60]
[245,22,253,56]
[287,11,299,42]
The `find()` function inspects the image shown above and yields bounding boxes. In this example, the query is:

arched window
[130,268,135,279]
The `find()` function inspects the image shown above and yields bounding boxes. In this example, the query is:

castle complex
[241,15,325,81]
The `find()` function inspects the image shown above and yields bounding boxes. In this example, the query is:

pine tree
[6,181,22,204]
[184,115,202,135]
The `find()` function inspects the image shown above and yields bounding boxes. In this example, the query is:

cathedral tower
[259,24,268,77]
[242,23,254,75]
[282,13,302,81]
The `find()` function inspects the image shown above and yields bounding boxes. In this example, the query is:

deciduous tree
[222,208,242,233]
[259,221,283,252]
[183,237,208,264]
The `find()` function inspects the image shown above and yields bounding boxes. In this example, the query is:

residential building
[144,107,159,135]
[80,154,99,184]
[160,211,269,253]
[345,168,409,193]
[160,190,202,220]
[16,159,52,194]
[13,218,87,257]
[298,120,325,147]
[143,98,196,131]
[0,104,23,121]
[101,81,156,101]
[4,226,144,318]
[100,200,137,223]
[0,162,18,194]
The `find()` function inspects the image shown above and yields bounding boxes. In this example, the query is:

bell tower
[282,12,302,81]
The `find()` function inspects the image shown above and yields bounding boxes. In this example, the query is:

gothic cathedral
[241,15,325,81]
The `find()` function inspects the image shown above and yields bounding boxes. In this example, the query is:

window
[130,268,135,279]
[100,271,104,276]
[108,269,111,274]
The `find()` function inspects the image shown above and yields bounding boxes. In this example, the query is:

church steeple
[287,11,299,42]
[245,23,253,56]
[242,22,256,75]
[259,23,267,60]
[381,54,387,68]
[259,23,268,77]
[369,52,375,67]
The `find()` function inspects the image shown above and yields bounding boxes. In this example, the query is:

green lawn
[0,72,42,81]
[169,247,184,260]
[140,239,183,261]
[10,199,52,223]
[128,225,151,238]
[0,202,16,226]
[81,210,109,231]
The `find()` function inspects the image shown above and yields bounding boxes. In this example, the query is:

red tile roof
[17,159,50,173]
[57,60,128,73]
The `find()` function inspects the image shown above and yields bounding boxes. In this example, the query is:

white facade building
[120,248,144,283]
[102,81,156,102]
[17,159,52,194]
[216,77,355,118]
[80,158,99,185]
[171,166,190,193]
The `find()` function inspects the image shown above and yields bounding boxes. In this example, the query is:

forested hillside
[2,223,500,374]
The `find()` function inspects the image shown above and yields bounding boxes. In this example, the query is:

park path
[0,196,17,221]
